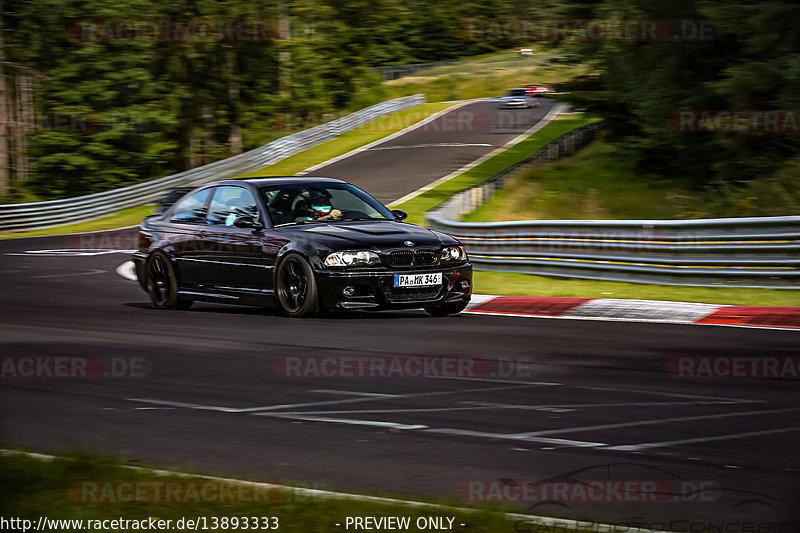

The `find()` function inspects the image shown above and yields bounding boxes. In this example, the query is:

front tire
[146,252,193,310]
[423,301,469,317]
[276,254,319,317]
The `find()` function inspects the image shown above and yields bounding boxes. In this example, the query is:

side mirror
[391,209,408,221]
[233,215,262,229]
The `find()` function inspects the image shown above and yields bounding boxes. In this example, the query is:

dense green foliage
[561,0,800,188]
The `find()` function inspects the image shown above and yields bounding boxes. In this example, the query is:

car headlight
[324,250,380,267]
[441,245,467,262]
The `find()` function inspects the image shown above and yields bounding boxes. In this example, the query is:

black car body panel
[133,177,472,314]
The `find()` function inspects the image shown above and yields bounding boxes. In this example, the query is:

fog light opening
[342,285,356,297]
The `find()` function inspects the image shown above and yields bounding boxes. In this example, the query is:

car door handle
[199,231,208,238]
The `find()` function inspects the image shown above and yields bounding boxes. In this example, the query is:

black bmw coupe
[133,177,473,317]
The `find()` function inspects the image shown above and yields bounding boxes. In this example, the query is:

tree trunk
[14,75,32,181]
[0,3,10,194]
[228,82,242,155]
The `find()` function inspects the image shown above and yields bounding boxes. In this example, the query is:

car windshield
[507,89,527,96]
[259,182,395,226]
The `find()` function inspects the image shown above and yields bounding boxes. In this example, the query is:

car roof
[214,176,348,187]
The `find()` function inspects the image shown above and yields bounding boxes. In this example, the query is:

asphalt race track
[307,99,557,203]
[2,100,799,531]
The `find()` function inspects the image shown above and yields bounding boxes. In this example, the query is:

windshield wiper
[339,217,386,221]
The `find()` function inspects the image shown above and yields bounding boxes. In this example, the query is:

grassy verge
[238,102,455,178]
[393,114,602,226]
[0,451,587,533]
[0,205,156,240]
[464,137,800,222]
[473,271,798,307]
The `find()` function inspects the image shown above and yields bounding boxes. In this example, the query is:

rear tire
[146,252,192,310]
[276,254,319,317]
[423,301,469,317]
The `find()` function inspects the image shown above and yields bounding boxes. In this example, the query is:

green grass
[464,137,800,222]
[238,102,454,178]
[0,205,156,240]
[394,114,602,226]
[473,271,799,307]
[0,451,592,533]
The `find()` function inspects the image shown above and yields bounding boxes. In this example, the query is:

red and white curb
[465,295,800,330]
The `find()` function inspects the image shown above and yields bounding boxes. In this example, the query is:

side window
[206,186,259,227]
[170,188,212,224]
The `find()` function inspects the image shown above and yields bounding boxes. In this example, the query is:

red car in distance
[522,84,552,97]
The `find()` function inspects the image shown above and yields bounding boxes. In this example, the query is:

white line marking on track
[127,383,545,413]
[511,407,800,438]
[427,376,562,386]
[573,385,761,403]
[465,294,498,308]
[253,406,510,416]
[422,428,606,448]
[387,103,568,206]
[462,399,742,410]
[608,426,800,451]
[31,268,106,279]
[367,142,493,151]
[260,414,427,430]
[116,260,137,281]
[7,249,136,256]
[310,390,399,398]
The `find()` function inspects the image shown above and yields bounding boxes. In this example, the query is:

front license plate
[393,272,443,288]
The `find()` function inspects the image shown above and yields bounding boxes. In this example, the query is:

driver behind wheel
[295,188,342,222]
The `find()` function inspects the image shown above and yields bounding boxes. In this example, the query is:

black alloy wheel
[276,254,319,317]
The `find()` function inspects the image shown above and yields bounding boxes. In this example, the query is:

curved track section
[309,100,556,203]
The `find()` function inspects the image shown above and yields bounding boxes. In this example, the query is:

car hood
[276,220,452,250]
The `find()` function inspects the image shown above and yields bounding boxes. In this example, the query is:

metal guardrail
[426,124,800,289]
[375,62,452,81]
[0,95,425,232]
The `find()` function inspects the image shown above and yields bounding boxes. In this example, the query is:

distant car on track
[499,88,539,109]
[522,84,553,97]
[133,177,473,317]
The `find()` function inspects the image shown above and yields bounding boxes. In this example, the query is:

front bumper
[316,264,472,310]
